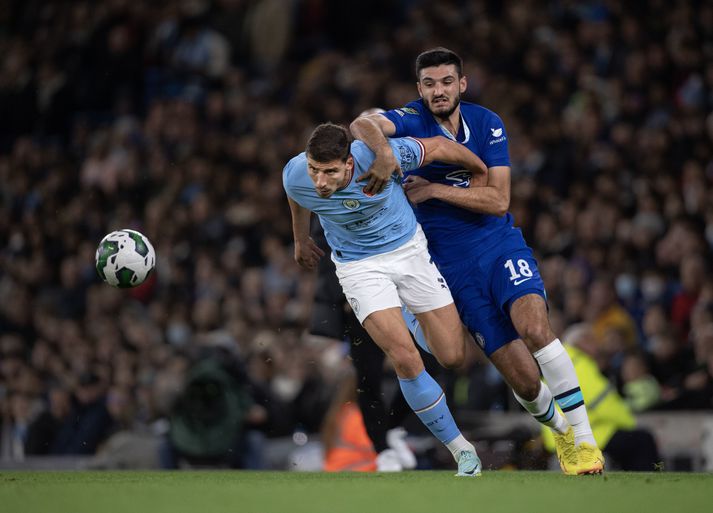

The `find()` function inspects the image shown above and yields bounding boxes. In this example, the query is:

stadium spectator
[50,372,114,455]
[321,367,377,472]
[586,275,639,353]
[25,385,72,455]
[671,253,709,342]
[620,352,661,413]
[662,323,713,410]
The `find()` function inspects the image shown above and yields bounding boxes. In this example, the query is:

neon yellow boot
[553,427,578,475]
[576,443,605,474]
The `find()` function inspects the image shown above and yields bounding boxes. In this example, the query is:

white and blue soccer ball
[95,229,156,288]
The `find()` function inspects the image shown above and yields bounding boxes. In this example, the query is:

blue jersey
[383,100,513,266]
[283,138,425,263]
[384,100,547,357]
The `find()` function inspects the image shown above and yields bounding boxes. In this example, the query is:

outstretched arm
[350,114,399,195]
[417,136,488,179]
[287,197,325,269]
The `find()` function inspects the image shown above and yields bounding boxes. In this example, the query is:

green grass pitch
[1,471,711,513]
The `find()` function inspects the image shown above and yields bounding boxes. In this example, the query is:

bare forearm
[429,183,508,216]
[287,197,325,269]
[292,217,310,244]
[423,137,488,175]
[288,198,312,243]
[350,117,392,156]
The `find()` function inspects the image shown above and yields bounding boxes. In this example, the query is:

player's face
[417,64,467,119]
[306,155,354,198]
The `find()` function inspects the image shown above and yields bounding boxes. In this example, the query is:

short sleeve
[480,112,511,168]
[381,107,425,138]
[282,154,305,202]
[388,137,425,173]
[282,162,295,199]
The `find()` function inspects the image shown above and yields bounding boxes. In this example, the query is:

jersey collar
[435,111,471,144]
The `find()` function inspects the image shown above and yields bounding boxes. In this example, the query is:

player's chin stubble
[430,98,460,120]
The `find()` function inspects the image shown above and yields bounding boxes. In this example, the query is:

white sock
[533,339,597,447]
[514,381,569,434]
[445,434,475,462]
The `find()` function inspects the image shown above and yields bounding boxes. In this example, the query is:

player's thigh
[362,307,424,378]
[333,257,402,324]
[392,227,454,315]
[492,248,547,313]
[492,248,553,347]
[413,304,466,369]
[488,338,542,400]
[442,264,520,358]
[509,293,556,351]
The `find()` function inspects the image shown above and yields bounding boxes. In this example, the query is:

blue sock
[401,306,431,354]
[399,369,460,445]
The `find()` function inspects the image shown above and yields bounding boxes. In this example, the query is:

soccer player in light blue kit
[351,48,605,474]
[283,122,488,476]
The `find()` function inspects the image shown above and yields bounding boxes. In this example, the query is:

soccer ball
[95,229,156,288]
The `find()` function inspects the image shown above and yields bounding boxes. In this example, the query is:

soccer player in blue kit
[283,123,489,476]
[350,48,604,475]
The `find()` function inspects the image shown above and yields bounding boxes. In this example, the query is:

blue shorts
[437,228,546,357]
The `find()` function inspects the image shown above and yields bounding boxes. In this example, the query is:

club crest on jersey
[398,145,416,166]
[343,199,360,210]
[445,170,472,188]
[348,297,360,315]
[474,332,486,349]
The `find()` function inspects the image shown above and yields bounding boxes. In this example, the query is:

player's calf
[415,305,467,369]
[431,343,465,369]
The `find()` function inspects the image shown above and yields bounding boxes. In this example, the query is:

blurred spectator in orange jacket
[322,368,377,472]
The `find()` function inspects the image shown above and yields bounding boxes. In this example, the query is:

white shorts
[333,225,454,324]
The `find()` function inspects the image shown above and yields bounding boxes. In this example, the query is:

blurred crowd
[1,0,712,465]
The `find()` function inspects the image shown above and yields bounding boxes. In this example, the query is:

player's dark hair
[415,47,463,78]
[306,123,352,163]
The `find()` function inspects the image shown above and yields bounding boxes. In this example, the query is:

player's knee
[435,345,465,369]
[514,378,541,402]
[519,323,554,352]
[386,344,423,377]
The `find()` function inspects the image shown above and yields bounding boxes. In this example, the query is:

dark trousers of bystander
[604,429,660,471]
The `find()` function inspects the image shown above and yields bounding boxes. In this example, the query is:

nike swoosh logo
[463,468,475,475]
[513,277,532,286]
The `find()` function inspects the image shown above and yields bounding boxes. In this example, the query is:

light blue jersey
[283,138,425,262]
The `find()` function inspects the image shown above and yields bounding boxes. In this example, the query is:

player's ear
[459,75,467,94]
[416,81,423,98]
[346,155,354,170]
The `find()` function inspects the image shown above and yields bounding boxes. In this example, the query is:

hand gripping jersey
[283,138,425,263]
[382,100,513,265]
